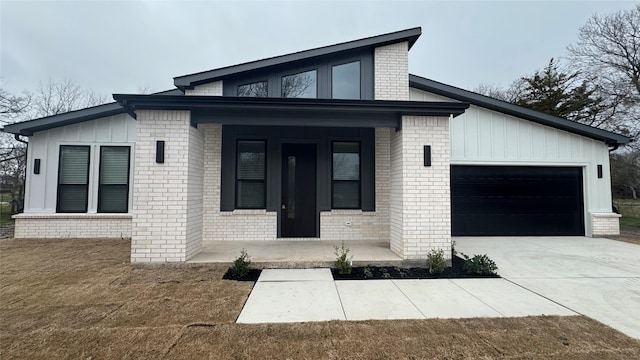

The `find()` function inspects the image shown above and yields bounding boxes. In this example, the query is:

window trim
[331,140,361,209]
[97,146,131,213]
[56,145,91,213]
[235,139,267,209]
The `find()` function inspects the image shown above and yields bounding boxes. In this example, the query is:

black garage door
[451,166,585,236]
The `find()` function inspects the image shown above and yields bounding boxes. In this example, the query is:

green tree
[514,59,606,125]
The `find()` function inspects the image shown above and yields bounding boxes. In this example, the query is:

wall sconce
[156,141,165,164]
[597,164,603,178]
[424,145,431,167]
[34,159,41,174]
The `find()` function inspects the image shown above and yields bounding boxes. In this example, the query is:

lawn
[1,239,639,359]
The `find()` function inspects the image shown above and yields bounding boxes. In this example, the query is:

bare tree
[474,78,526,103]
[30,78,106,118]
[568,5,640,148]
[568,5,640,100]
[0,88,30,125]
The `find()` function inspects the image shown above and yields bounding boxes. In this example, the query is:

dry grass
[2,238,640,359]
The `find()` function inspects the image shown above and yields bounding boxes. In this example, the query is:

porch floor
[189,240,403,268]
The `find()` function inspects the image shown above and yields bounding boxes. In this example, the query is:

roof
[2,88,183,136]
[113,94,469,129]
[174,27,422,90]
[409,74,631,146]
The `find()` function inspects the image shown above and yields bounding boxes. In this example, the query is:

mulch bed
[331,255,500,280]
[222,268,262,281]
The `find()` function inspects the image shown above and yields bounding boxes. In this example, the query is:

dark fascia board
[174,27,422,90]
[113,94,469,128]
[409,74,631,146]
[1,88,184,136]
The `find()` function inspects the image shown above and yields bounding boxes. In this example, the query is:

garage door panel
[451,166,585,236]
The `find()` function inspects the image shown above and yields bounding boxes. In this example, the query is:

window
[332,142,360,208]
[282,70,317,98]
[332,61,360,99]
[238,81,268,97]
[98,146,130,213]
[236,140,266,208]
[57,145,90,213]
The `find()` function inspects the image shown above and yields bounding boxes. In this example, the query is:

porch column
[131,110,204,264]
[389,115,452,260]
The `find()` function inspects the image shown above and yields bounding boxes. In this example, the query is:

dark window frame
[56,145,91,213]
[235,139,267,209]
[97,146,131,213]
[281,69,318,98]
[330,60,361,100]
[237,80,268,97]
[331,140,361,209]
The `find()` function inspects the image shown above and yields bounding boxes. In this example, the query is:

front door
[281,143,317,237]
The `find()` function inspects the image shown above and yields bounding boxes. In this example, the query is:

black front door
[281,144,317,237]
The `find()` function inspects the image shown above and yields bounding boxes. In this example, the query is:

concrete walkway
[236,268,575,323]
[456,236,640,339]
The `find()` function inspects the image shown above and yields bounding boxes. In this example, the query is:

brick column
[131,110,203,264]
[390,116,452,260]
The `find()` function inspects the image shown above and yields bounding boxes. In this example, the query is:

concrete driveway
[455,236,640,339]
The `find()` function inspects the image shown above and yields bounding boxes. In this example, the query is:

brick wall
[186,126,204,259]
[390,117,452,260]
[130,110,202,263]
[13,214,131,238]
[185,81,223,96]
[374,42,409,101]
[591,212,622,236]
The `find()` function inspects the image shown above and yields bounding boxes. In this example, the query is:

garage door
[451,166,585,236]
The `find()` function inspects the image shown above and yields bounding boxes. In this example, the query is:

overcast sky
[1,0,637,99]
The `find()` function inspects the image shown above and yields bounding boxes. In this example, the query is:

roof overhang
[1,88,183,136]
[409,74,631,146]
[113,94,469,129]
[1,102,125,136]
[174,27,422,90]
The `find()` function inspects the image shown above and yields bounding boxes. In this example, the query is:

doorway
[281,143,317,237]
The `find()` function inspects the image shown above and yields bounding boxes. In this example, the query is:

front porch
[189,240,404,268]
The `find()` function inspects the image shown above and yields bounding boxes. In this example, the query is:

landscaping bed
[331,255,500,280]
[222,268,262,281]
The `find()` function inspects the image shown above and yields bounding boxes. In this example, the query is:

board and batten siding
[23,113,136,214]
[410,87,615,236]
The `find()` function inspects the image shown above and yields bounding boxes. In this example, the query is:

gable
[410,87,610,165]
[174,27,421,92]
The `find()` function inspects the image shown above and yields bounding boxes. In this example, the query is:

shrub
[363,267,373,278]
[334,241,353,275]
[426,248,446,274]
[231,248,251,278]
[462,253,498,275]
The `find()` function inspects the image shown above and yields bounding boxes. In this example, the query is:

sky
[1,0,637,99]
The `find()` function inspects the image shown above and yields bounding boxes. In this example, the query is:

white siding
[24,113,136,214]
[410,87,615,236]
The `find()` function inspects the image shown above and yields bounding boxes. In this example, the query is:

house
[2,28,630,264]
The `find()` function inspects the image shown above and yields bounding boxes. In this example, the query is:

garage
[451,165,585,236]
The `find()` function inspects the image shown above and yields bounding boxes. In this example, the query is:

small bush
[231,248,251,278]
[426,248,446,274]
[363,267,373,278]
[334,241,353,275]
[462,253,498,275]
